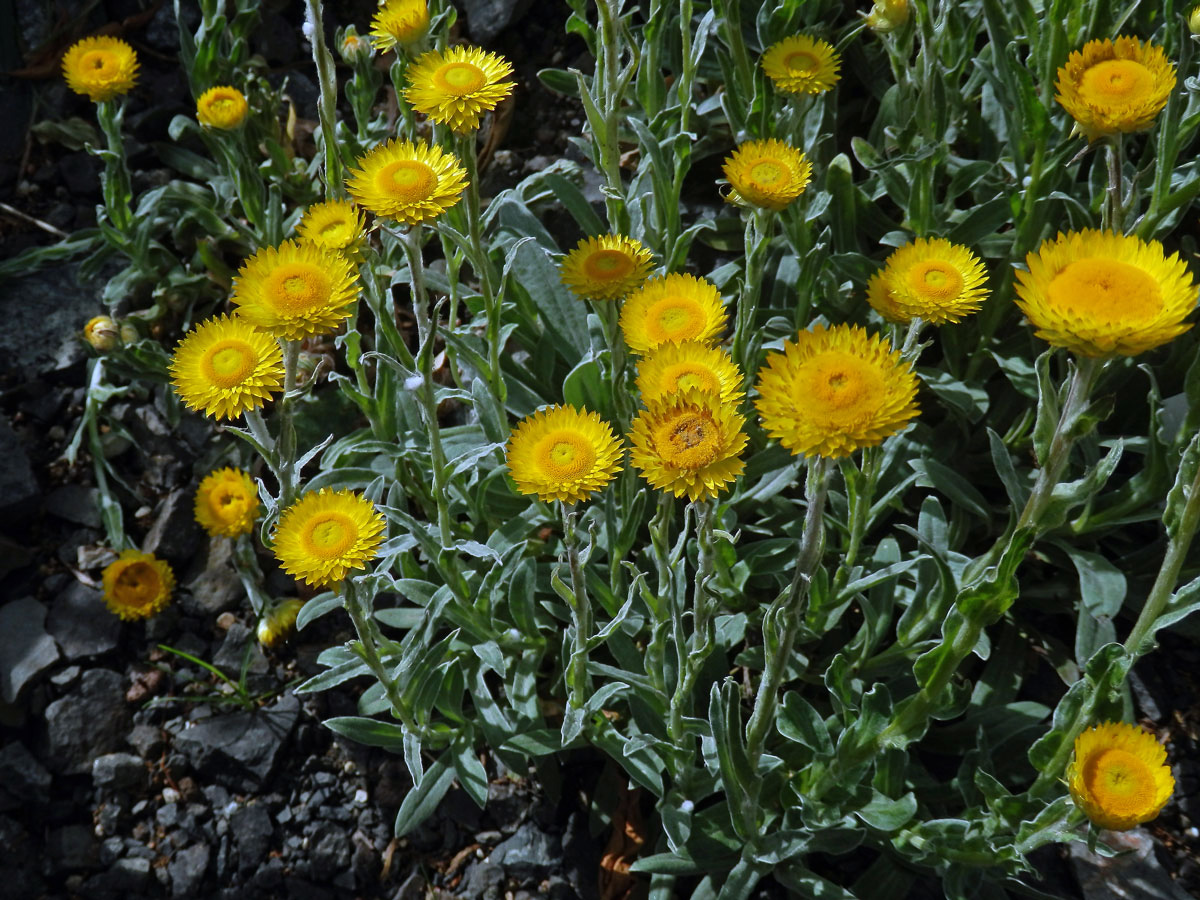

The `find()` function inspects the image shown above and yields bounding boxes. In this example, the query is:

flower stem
[276,339,301,508]
[593,0,631,234]
[1103,135,1123,234]
[343,579,416,731]
[731,207,774,385]
[668,499,716,754]
[645,493,674,700]
[561,501,593,706]
[95,100,133,238]
[304,0,344,197]
[743,457,831,766]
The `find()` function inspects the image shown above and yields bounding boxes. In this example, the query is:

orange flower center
[798,352,885,424]
[583,249,634,281]
[115,562,161,609]
[663,363,719,396]
[906,260,964,301]
[318,219,352,241]
[301,512,359,559]
[1079,59,1154,107]
[784,51,818,73]
[434,62,487,96]
[209,483,251,523]
[653,410,720,469]
[748,159,786,187]
[644,297,706,344]
[81,50,118,78]
[535,431,597,480]
[1046,257,1161,324]
[377,160,437,201]
[1081,748,1157,818]
[264,262,331,313]
[201,340,258,388]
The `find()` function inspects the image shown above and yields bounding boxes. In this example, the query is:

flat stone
[181,537,243,617]
[141,489,202,566]
[460,0,530,43]
[490,820,560,879]
[1069,829,1192,900]
[92,752,146,794]
[85,856,152,895]
[45,669,131,774]
[48,824,100,871]
[213,623,269,677]
[0,263,97,376]
[169,694,299,791]
[46,581,122,661]
[230,803,273,872]
[126,723,165,759]
[169,843,210,898]
[0,740,51,803]
[0,597,60,703]
[45,484,102,528]
[0,416,37,518]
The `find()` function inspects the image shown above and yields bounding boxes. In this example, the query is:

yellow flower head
[1055,37,1175,142]
[83,315,120,351]
[404,45,516,133]
[620,273,728,355]
[505,405,623,504]
[1068,721,1174,831]
[102,549,174,620]
[257,598,304,648]
[629,390,748,502]
[273,489,386,588]
[866,237,989,325]
[346,139,468,225]
[722,139,812,211]
[194,467,260,538]
[169,314,285,420]
[296,200,366,260]
[755,324,920,459]
[62,35,139,102]
[369,0,430,52]
[196,86,249,129]
[560,234,654,301]
[1014,229,1196,357]
[636,341,745,406]
[865,0,911,33]
[231,240,360,340]
[761,34,840,96]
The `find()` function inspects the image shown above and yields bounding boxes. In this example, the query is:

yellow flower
[62,35,138,102]
[1014,229,1196,357]
[1055,37,1175,142]
[257,598,304,648]
[560,234,655,301]
[231,240,359,340]
[505,405,623,504]
[755,324,919,459]
[1068,721,1174,831]
[196,86,248,129]
[346,139,468,226]
[102,550,174,620]
[297,200,366,260]
[83,315,120,351]
[404,45,516,133]
[761,34,840,96]
[629,390,748,502]
[620,273,728,355]
[194,467,260,538]
[636,341,745,406]
[273,489,386,588]
[1191,4,1200,36]
[169,314,285,420]
[866,237,989,325]
[865,0,910,33]
[369,0,429,52]
[722,139,812,211]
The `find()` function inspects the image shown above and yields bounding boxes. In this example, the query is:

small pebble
[353,789,368,805]
[162,787,180,804]
[216,612,237,630]
[1187,827,1199,839]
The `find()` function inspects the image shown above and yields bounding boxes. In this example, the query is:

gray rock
[0,597,60,703]
[45,669,131,774]
[169,693,299,790]
[126,723,165,759]
[1068,829,1192,900]
[46,581,122,661]
[491,820,560,878]
[462,857,505,900]
[89,856,153,894]
[49,665,81,687]
[0,263,97,376]
[310,824,351,881]
[0,535,32,579]
[213,623,270,677]
[231,803,274,872]
[45,484,102,527]
[92,752,146,794]
[0,741,51,803]
[142,489,202,566]
[0,418,37,520]
[461,0,530,43]
[169,843,210,898]
[48,824,99,871]
[181,537,242,616]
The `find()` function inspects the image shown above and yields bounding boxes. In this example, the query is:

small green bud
[866,0,911,33]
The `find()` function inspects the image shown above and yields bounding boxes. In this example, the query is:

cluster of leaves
[12,0,1200,897]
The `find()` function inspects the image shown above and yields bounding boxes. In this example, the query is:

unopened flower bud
[83,315,120,351]
[1190,4,1200,35]
[866,0,911,33]
[119,322,139,344]
[339,26,375,63]
[257,598,304,648]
